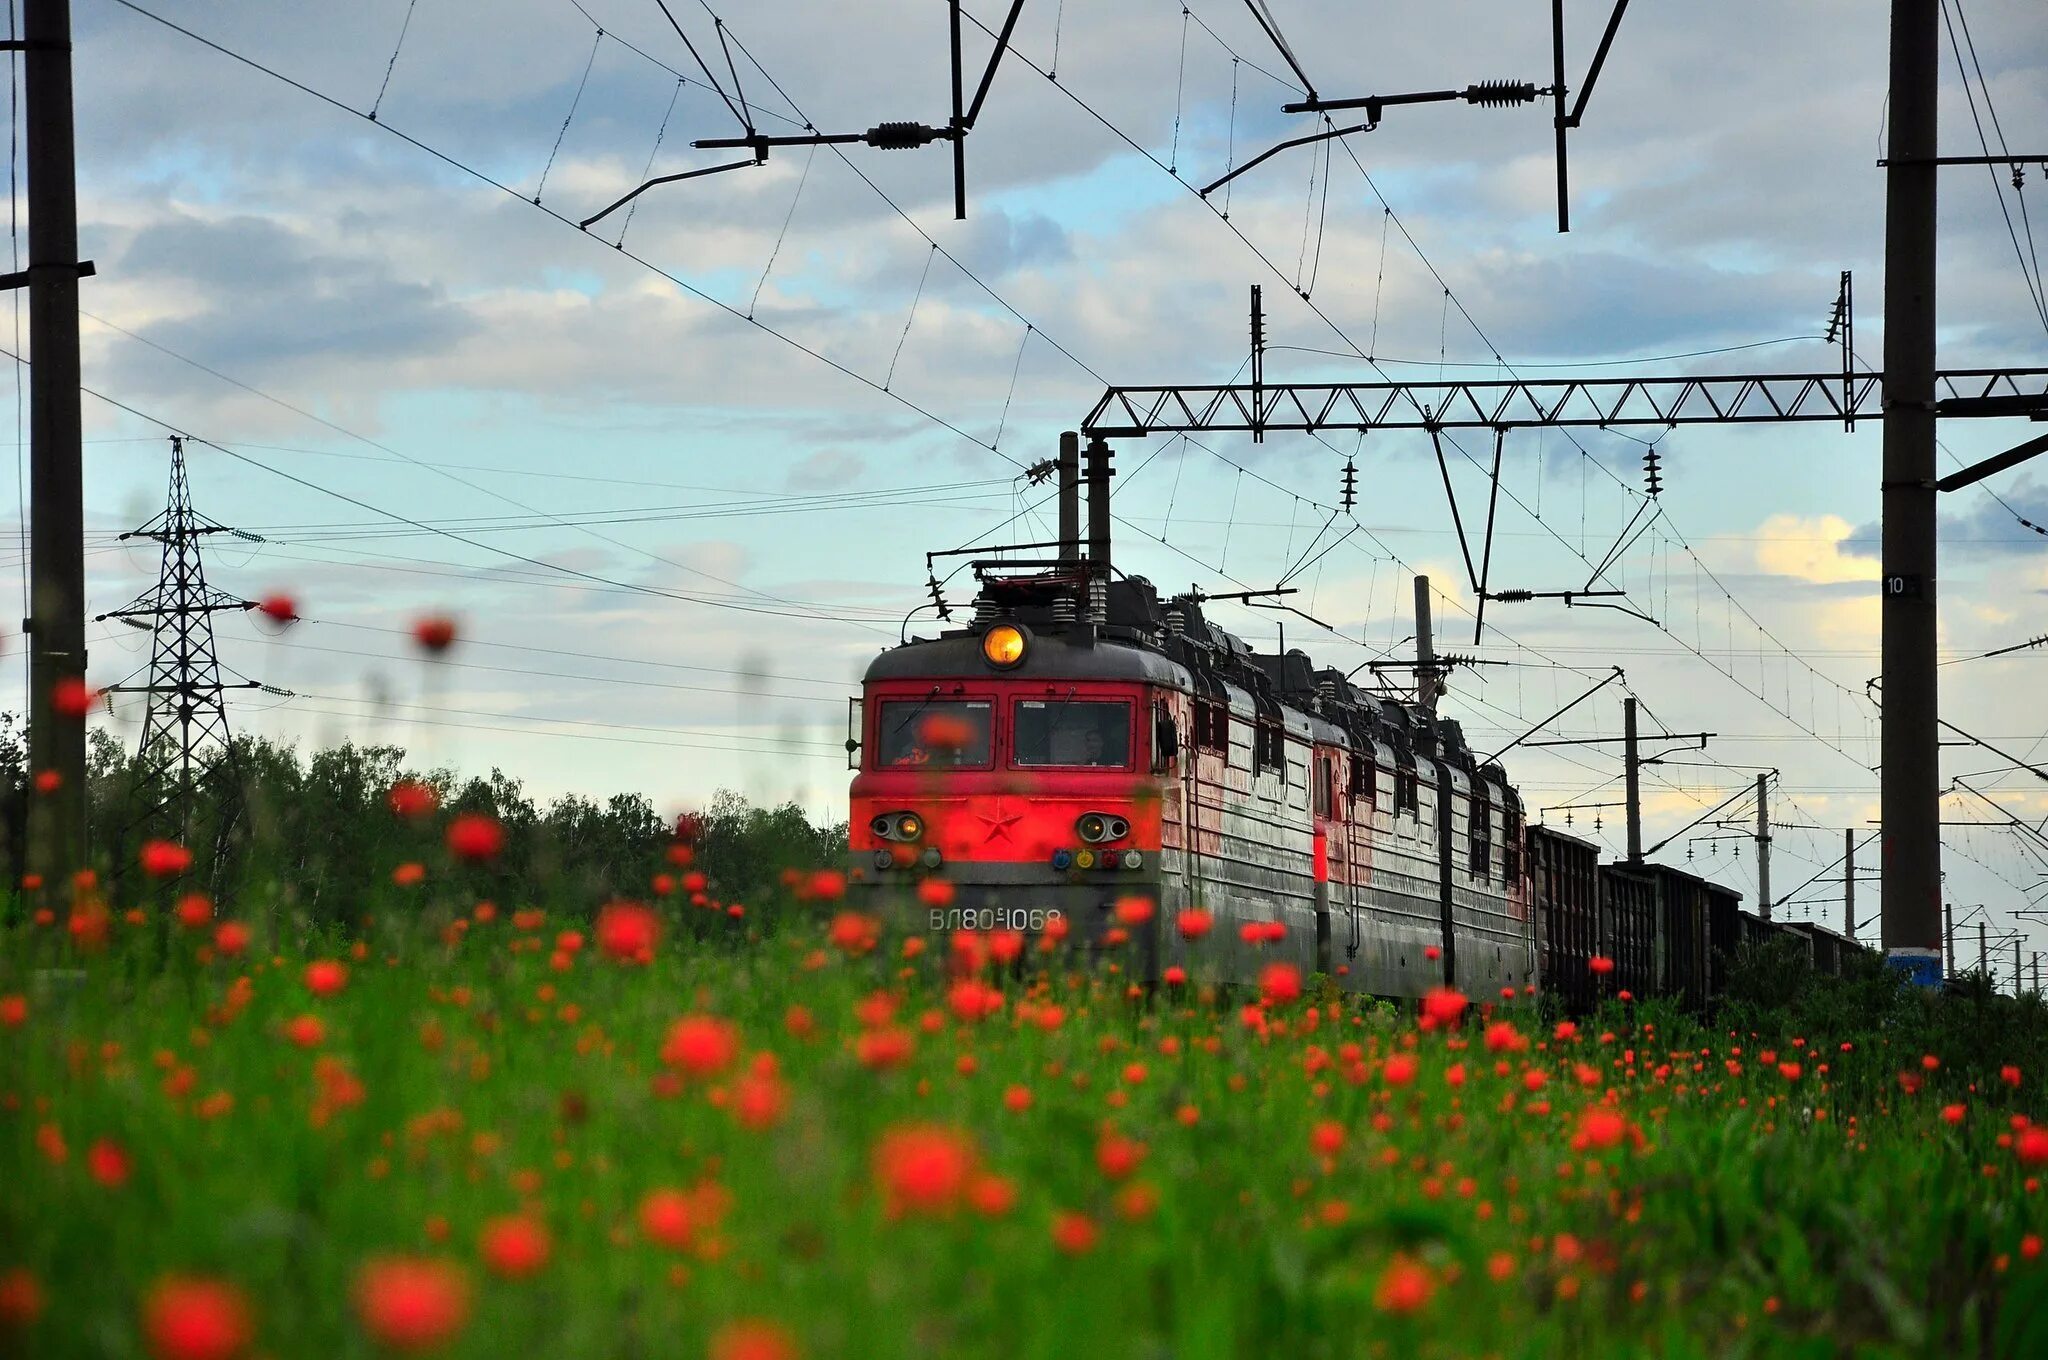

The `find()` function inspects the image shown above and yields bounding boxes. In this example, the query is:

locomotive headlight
[1076,813,1127,844]
[874,812,924,842]
[1122,850,1144,871]
[981,623,1028,669]
[1074,849,1097,870]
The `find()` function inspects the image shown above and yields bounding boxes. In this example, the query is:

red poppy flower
[174,894,212,931]
[2003,1065,2024,1089]
[1423,945,1441,961]
[1260,963,1302,1007]
[1177,908,1213,940]
[1051,1212,1098,1254]
[32,769,59,794]
[856,1028,914,1070]
[478,1216,551,1280]
[808,870,847,901]
[946,978,1004,1024]
[284,1015,326,1049]
[87,1137,131,1189]
[827,912,880,956]
[1373,1255,1436,1314]
[1588,955,1615,975]
[213,922,250,958]
[1420,988,1468,1027]
[968,1173,1019,1217]
[139,840,193,878]
[304,960,349,997]
[638,1185,732,1251]
[2018,1127,2048,1166]
[0,1267,42,1329]
[1163,965,1187,986]
[1311,1120,1346,1157]
[0,994,25,1028]
[1942,1103,1967,1126]
[1095,1132,1146,1181]
[445,813,503,863]
[1573,1109,1627,1152]
[352,1258,469,1352]
[392,862,426,887]
[709,1319,801,1360]
[387,780,439,819]
[256,594,300,626]
[411,615,458,654]
[142,1276,254,1360]
[660,1015,740,1078]
[916,878,955,907]
[1113,895,1155,926]
[734,1066,788,1131]
[873,1123,978,1217]
[1382,1054,1418,1087]
[51,676,96,719]
[595,902,661,963]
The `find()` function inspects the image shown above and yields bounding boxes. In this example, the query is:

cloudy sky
[14,0,2048,969]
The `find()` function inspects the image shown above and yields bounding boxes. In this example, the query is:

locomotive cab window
[875,699,992,769]
[1012,698,1132,768]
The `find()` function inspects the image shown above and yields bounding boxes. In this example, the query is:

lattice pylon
[95,436,259,837]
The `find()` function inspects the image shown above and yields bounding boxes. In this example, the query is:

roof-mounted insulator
[1490,589,1534,603]
[1461,81,1537,107]
[926,570,952,622]
[865,122,946,150]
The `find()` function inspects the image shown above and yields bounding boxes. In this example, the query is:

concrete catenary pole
[1756,774,1772,922]
[1844,829,1856,941]
[1413,576,1438,718]
[1878,0,1943,982]
[23,0,90,877]
[1623,697,1642,864]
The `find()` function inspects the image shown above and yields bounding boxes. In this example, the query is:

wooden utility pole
[21,0,89,877]
[1878,0,1942,981]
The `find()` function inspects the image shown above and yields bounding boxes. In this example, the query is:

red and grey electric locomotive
[847,437,1536,998]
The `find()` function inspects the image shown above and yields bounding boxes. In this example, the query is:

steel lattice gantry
[1079,368,2048,436]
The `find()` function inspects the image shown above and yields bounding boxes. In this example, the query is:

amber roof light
[982,623,1027,669]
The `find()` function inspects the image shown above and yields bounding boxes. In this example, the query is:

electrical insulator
[864,122,944,150]
[1564,809,1573,827]
[1594,813,1603,832]
[1340,460,1357,512]
[926,571,951,622]
[1643,447,1663,498]
[1462,81,1538,107]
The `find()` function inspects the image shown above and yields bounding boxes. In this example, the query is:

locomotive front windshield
[876,699,992,768]
[1012,698,1131,768]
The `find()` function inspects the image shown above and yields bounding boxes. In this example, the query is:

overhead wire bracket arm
[578,157,762,228]
[1201,120,1375,198]
[1240,0,1318,103]
[1566,0,1630,126]
[1934,429,2048,493]
[962,0,1028,128]
[1482,665,1623,765]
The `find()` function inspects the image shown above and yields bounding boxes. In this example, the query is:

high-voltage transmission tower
[95,436,262,838]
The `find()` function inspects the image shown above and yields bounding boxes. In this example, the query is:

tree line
[0,717,846,926]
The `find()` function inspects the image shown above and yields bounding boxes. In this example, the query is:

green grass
[5,884,2048,1360]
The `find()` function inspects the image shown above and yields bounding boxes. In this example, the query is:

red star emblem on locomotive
[976,800,1023,845]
